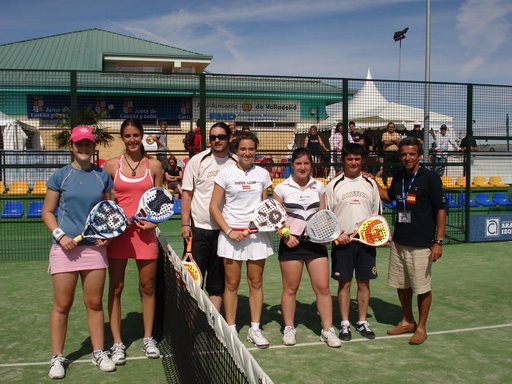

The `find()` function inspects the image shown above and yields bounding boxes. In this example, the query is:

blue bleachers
[459,194,479,207]
[492,193,512,207]
[173,199,181,215]
[475,193,497,207]
[445,193,462,208]
[1,201,24,218]
[27,201,44,218]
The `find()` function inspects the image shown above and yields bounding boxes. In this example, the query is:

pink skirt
[48,244,108,274]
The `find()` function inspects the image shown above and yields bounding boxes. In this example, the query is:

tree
[52,105,114,148]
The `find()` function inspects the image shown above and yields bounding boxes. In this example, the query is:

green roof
[0,28,212,71]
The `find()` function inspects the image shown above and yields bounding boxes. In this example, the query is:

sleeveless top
[107,155,158,260]
[306,134,321,153]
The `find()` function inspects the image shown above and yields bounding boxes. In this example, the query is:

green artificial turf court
[0,225,511,383]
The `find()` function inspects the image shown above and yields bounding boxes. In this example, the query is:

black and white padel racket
[305,209,342,243]
[130,187,175,223]
[74,200,128,243]
[245,199,288,234]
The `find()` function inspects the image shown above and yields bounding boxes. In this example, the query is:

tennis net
[155,232,273,384]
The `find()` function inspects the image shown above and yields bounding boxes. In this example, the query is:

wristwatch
[433,239,444,245]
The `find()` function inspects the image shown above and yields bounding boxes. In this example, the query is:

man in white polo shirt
[181,122,237,310]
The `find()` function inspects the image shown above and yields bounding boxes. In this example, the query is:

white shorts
[217,231,274,261]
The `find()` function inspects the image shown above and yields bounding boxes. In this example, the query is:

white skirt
[217,231,274,261]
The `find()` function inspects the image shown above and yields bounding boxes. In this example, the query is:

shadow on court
[66,311,143,361]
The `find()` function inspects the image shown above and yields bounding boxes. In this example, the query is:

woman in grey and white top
[273,147,341,348]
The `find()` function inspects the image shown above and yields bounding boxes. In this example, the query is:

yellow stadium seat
[455,176,475,188]
[316,177,327,186]
[7,181,29,195]
[31,180,48,195]
[440,176,457,188]
[472,176,492,188]
[0,181,5,194]
[488,176,509,188]
[272,178,285,188]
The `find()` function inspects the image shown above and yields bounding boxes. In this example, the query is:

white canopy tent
[318,69,454,132]
[314,70,455,180]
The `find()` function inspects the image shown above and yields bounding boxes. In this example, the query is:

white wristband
[52,228,65,242]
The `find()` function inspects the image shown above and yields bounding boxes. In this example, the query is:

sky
[0,0,510,85]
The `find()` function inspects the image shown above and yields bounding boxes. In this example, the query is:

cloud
[456,0,512,77]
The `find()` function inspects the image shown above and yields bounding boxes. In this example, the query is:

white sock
[251,322,260,331]
[341,320,350,326]
[228,324,237,332]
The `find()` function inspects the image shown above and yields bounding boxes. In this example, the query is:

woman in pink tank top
[104,119,164,364]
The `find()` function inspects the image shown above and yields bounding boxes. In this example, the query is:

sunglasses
[209,134,228,141]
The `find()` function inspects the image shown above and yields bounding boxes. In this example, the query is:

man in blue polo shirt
[377,136,446,345]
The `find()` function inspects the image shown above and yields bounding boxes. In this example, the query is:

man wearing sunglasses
[181,122,237,311]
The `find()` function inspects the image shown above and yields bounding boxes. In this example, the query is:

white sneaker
[48,355,66,379]
[282,326,296,346]
[246,328,270,349]
[320,327,342,348]
[142,337,160,359]
[110,342,126,365]
[92,350,116,372]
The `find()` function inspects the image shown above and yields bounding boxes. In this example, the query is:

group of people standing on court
[182,121,446,351]
[43,119,446,379]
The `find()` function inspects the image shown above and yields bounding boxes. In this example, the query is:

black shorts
[331,242,377,281]
[278,239,328,261]
[188,227,224,296]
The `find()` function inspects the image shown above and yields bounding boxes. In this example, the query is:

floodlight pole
[423,0,431,161]
[393,28,408,103]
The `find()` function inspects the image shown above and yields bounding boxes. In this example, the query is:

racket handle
[73,235,84,243]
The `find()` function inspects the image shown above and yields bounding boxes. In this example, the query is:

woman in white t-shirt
[210,133,273,349]
[272,147,341,348]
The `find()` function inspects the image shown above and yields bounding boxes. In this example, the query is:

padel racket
[349,215,390,246]
[73,200,128,243]
[306,209,342,243]
[245,199,287,233]
[181,237,203,286]
[130,187,174,223]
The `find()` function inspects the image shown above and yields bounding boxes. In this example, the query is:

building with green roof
[0,28,344,154]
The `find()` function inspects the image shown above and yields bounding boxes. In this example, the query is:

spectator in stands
[459,134,478,174]
[332,122,344,172]
[153,120,169,168]
[381,122,401,185]
[432,124,459,176]
[304,125,329,177]
[42,125,115,379]
[407,121,424,144]
[228,121,242,153]
[184,119,202,158]
[209,133,274,349]
[164,154,183,199]
[459,135,478,152]
[104,118,164,365]
[348,121,365,145]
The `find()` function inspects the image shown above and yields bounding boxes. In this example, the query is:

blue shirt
[47,164,113,244]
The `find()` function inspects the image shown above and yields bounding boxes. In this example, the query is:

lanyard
[401,171,417,209]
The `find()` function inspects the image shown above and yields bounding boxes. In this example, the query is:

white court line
[1,323,511,367]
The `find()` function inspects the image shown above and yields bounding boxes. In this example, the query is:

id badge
[398,211,412,223]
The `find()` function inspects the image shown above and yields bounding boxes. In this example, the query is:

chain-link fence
[1,70,511,260]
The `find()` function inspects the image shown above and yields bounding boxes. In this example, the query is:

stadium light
[393,27,409,102]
